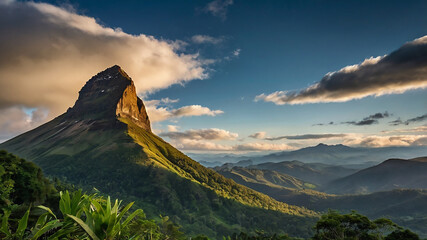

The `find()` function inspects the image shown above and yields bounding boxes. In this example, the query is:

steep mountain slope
[250,160,357,185]
[0,66,316,238]
[325,157,427,194]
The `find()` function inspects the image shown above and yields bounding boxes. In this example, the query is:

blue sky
[0,0,426,152]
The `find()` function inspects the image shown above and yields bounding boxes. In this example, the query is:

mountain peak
[66,65,151,131]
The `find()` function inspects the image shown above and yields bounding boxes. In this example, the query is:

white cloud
[160,128,238,140]
[0,1,209,118]
[170,139,295,152]
[249,131,347,141]
[145,99,223,122]
[233,48,241,56]
[173,139,233,151]
[191,35,224,44]
[233,142,295,151]
[249,132,267,139]
[343,134,427,148]
[167,125,180,132]
[255,36,427,105]
[382,125,427,134]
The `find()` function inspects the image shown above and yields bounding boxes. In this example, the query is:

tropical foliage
[1,190,186,240]
[313,210,419,240]
[0,150,56,211]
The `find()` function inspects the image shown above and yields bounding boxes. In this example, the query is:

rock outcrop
[66,65,151,131]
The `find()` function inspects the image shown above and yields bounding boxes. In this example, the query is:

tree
[313,210,419,240]
[385,229,420,240]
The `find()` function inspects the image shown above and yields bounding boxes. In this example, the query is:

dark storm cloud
[256,36,427,105]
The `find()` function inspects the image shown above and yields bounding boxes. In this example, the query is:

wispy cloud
[314,112,390,126]
[313,122,335,126]
[160,128,238,140]
[224,48,242,61]
[255,36,427,105]
[191,35,224,44]
[167,125,180,132]
[173,139,295,152]
[233,142,295,151]
[249,132,267,139]
[232,48,241,56]
[204,0,233,20]
[382,125,427,134]
[344,134,427,148]
[249,132,346,141]
[266,134,347,141]
[389,113,427,126]
[343,112,390,126]
[145,99,223,122]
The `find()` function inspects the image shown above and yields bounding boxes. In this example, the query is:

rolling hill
[248,160,357,186]
[0,65,317,238]
[214,166,317,190]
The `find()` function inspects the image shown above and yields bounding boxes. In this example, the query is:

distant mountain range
[325,157,427,194]
[192,143,427,167]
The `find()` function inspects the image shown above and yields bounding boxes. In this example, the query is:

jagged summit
[66,65,151,131]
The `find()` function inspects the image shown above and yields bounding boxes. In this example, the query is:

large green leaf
[17,207,30,237]
[31,220,62,240]
[37,205,57,219]
[67,214,100,240]
[0,211,11,236]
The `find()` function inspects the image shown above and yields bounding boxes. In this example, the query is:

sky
[0,0,426,153]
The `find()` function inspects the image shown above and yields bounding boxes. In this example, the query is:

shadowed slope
[325,157,427,194]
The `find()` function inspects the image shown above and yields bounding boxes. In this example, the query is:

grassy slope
[122,117,316,216]
[215,167,333,209]
[0,116,318,238]
[216,167,317,189]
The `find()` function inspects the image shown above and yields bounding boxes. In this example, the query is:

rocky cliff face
[66,65,151,131]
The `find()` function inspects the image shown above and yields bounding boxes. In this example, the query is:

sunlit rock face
[66,65,151,131]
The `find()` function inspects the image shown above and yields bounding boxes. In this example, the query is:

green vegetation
[0,190,186,240]
[0,154,419,240]
[0,150,57,214]
[122,117,315,217]
[313,210,419,240]
[215,167,317,190]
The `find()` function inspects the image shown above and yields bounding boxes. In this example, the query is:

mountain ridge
[325,157,427,194]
